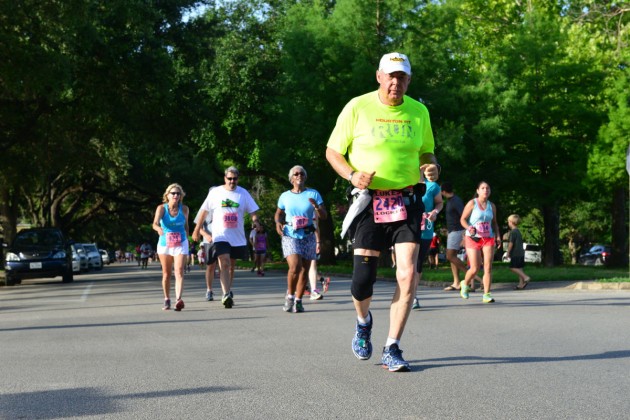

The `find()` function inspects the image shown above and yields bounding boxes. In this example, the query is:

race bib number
[223,212,238,229]
[293,216,309,230]
[475,221,491,238]
[420,213,430,231]
[166,232,182,248]
[372,191,407,224]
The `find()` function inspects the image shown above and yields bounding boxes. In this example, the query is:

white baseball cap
[379,52,412,75]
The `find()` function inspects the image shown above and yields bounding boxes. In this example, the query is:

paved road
[1,264,629,419]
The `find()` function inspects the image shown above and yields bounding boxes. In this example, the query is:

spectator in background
[506,214,531,290]
[140,241,152,269]
[428,232,440,269]
[253,223,268,276]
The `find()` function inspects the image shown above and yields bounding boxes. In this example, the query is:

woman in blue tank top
[459,181,501,304]
[152,183,190,311]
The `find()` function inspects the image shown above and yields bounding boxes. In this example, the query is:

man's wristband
[348,171,355,182]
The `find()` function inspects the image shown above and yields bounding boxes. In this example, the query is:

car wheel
[4,274,19,286]
[62,269,74,283]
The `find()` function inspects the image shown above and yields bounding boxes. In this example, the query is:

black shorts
[213,242,249,260]
[350,193,423,252]
[203,243,218,264]
[509,255,525,269]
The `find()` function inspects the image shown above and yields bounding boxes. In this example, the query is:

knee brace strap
[351,255,379,301]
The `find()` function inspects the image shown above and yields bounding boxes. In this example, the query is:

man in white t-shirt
[192,166,260,308]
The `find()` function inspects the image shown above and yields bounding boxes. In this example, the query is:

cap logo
[390,57,405,62]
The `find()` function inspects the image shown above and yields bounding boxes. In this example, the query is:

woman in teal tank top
[152,183,190,311]
[458,181,501,304]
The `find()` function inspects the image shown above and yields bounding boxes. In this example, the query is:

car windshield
[524,244,541,251]
[84,245,98,252]
[15,231,63,248]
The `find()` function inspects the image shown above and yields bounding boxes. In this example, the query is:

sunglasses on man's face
[226,177,238,181]
[293,172,305,177]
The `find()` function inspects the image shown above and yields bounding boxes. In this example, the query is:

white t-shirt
[200,185,259,246]
[195,187,216,244]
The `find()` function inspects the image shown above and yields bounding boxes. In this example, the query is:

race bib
[475,221,491,238]
[223,212,238,229]
[293,216,309,230]
[420,213,432,231]
[372,191,407,224]
[166,232,182,248]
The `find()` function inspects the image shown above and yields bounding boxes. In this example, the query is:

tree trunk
[0,185,19,244]
[542,204,562,266]
[609,184,629,267]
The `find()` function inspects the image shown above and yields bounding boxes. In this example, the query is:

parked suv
[3,228,74,286]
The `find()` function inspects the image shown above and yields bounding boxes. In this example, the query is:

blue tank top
[158,203,186,246]
[466,198,494,238]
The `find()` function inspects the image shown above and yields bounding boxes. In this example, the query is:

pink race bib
[475,221,491,238]
[166,232,182,247]
[223,213,238,229]
[372,191,407,223]
[293,216,309,230]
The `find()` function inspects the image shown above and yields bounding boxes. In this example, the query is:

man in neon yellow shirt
[326,52,439,372]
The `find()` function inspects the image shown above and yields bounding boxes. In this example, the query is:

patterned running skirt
[281,234,317,260]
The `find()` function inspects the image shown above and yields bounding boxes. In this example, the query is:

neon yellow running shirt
[327,91,435,191]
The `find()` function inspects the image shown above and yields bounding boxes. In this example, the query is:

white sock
[385,337,399,348]
[287,294,295,299]
[357,312,371,325]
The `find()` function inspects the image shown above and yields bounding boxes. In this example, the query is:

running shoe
[381,343,410,372]
[293,300,305,313]
[205,290,214,301]
[222,292,233,308]
[482,293,495,304]
[351,312,373,360]
[162,299,171,311]
[310,289,323,301]
[174,299,185,311]
[460,283,470,300]
[283,296,295,312]
[412,298,421,310]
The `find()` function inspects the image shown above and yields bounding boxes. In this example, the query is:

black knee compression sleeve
[351,255,379,301]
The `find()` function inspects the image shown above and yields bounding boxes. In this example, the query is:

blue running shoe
[381,343,410,372]
[352,312,373,360]
[206,290,214,301]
